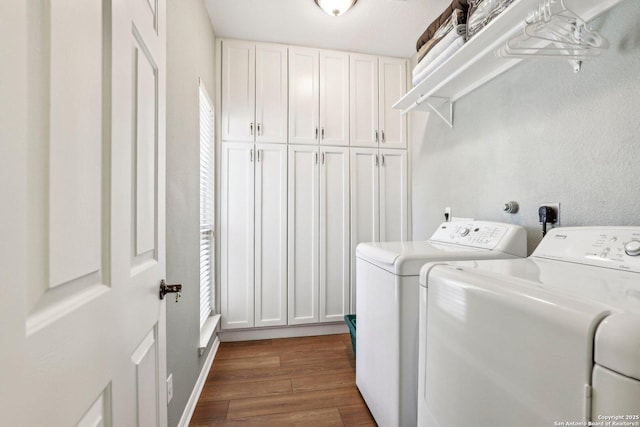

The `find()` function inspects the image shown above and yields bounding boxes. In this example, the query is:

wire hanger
[497,0,608,73]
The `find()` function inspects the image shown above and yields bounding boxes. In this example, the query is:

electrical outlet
[167,374,173,404]
[539,202,561,226]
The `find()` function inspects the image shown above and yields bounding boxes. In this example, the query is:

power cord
[538,206,557,236]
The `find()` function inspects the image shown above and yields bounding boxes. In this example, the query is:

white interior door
[320,50,349,146]
[220,142,255,329]
[288,47,319,144]
[379,149,408,242]
[254,144,288,327]
[319,147,350,322]
[288,145,320,325]
[0,0,168,425]
[349,148,380,313]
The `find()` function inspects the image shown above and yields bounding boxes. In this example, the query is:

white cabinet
[319,147,350,321]
[350,54,407,149]
[349,147,408,311]
[289,47,349,146]
[219,38,412,332]
[221,142,287,329]
[221,40,288,143]
[379,149,409,241]
[288,145,350,324]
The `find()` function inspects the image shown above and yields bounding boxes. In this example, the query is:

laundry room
[3,0,640,426]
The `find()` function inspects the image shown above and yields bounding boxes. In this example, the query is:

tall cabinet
[220,39,408,332]
[221,40,288,143]
[288,145,350,324]
[349,147,408,311]
[220,142,288,329]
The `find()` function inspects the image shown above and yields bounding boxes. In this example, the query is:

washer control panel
[431,221,516,250]
[534,227,640,273]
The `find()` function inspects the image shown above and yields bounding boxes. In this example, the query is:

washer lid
[356,240,493,276]
[595,312,640,380]
[420,257,640,313]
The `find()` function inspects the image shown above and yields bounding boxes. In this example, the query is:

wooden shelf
[393,0,624,124]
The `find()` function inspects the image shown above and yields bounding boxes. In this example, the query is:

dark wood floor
[190,333,376,426]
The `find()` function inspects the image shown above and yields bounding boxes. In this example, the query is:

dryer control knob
[624,240,640,256]
[459,227,470,237]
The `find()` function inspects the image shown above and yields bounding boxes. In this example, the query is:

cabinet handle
[381,130,385,143]
[375,154,379,167]
[375,130,379,143]
[250,122,254,136]
[314,152,318,164]
[257,149,261,162]
[315,127,318,139]
[257,123,262,135]
[381,154,385,166]
[321,152,325,164]
[321,127,325,140]
[250,149,253,162]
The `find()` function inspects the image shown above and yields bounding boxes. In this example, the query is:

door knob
[159,280,182,302]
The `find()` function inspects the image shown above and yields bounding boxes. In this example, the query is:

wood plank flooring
[190,333,376,426]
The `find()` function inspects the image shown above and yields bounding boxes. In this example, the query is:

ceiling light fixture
[314,0,358,17]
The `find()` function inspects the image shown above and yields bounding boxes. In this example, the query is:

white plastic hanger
[497,0,608,72]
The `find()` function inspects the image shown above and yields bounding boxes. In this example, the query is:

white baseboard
[219,322,348,342]
[178,335,220,427]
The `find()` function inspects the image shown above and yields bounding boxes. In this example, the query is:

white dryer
[355,221,527,427]
[418,227,640,427]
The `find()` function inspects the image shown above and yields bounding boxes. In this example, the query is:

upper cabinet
[350,54,407,149]
[221,40,288,143]
[289,47,349,146]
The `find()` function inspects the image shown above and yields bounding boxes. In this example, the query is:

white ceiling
[204,0,451,58]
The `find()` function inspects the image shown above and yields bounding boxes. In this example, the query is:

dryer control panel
[533,227,640,273]
[430,221,526,256]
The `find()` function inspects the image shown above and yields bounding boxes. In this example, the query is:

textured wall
[166,0,216,425]
[411,0,640,254]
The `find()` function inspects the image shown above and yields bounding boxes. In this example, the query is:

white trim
[220,322,348,342]
[199,314,220,355]
[178,334,220,427]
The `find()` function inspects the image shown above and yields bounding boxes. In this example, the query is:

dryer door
[423,265,609,427]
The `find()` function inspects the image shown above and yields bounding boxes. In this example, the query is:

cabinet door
[350,54,379,148]
[254,144,288,327]
[221,143,255,329]
[320,147,350,322]
[349,148,379,312]
[320,50,349,146]
[379,149,408,242]
[289,47,319,144]
[256,43,288,143]
[379,57,407,149]
[221,40,255,142]
[288,145,320,324]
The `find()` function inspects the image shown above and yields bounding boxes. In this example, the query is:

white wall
[166,0,216,425]
[411,0,640,254]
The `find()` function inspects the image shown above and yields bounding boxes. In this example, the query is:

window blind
[199,82,215,330]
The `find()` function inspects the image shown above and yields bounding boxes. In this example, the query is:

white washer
[418,227,640,427]
[355,221,526,427]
